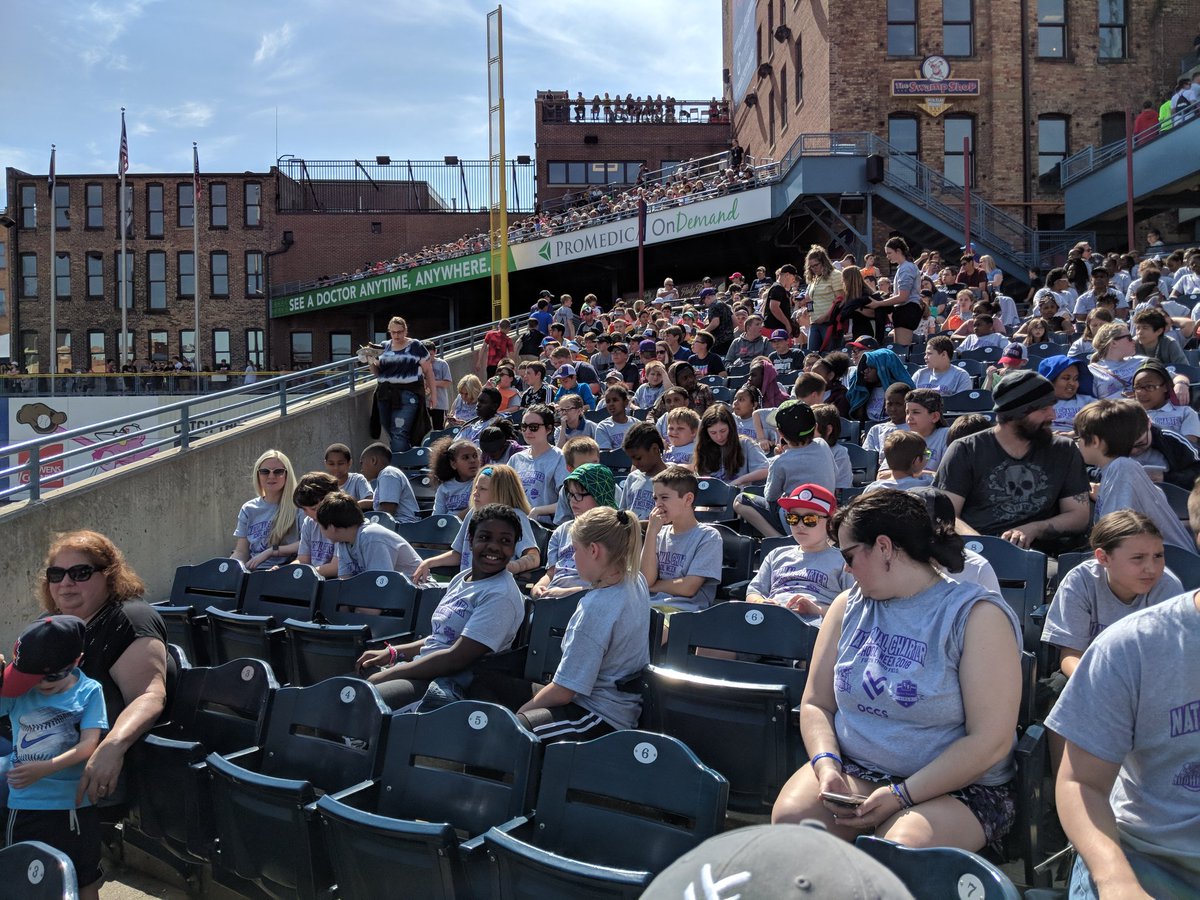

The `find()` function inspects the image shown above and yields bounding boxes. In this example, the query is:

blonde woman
[449,374,483,425]
[233,449,299,570]
[368,316,435,454]
[804,244,846,351]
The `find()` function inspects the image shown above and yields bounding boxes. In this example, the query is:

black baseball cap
[1,615,86,697]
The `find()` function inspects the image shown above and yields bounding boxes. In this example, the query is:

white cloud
[145,102,215,129]
[72,0,156,70]
[254,24,294,65]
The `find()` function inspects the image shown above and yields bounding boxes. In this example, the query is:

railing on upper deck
[1059,108,1198,187]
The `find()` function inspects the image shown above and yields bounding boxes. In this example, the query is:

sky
[2,0,724,207]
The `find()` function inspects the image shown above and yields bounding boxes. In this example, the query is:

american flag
[48,145,56,198]
[193,143,201,201]
[118,110,129,176]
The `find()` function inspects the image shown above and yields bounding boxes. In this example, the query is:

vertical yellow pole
[487,6,510,321]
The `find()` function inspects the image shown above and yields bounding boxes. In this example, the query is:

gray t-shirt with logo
[1042,557,1182,652]
[649,523,723,612]
[545,521,588,591]
[371,466,420,523]
[298,515,335,568]
[1045,593,1200,880]
[510,447,569,510]
[748,544,855,617]
[335,521,422,580]
[834,577,1022,784]
[419,568,525,657]
[617,469,657,520]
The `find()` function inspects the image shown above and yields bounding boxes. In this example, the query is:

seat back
[257,677,389,790]
[532,730,728,872]
[957,346,1001,364]
[396,515,462,559]
[392,447,431,471]
[241,565,322,622]
[377,701,540,833]
[408,473,438,509]
[412,585,449,640]
[518,592,584,684]
[422,426,462,447]
[839,417,862,445]
[854,836,1021,900]
[755,534,795,565]
[318,571,422,637]
[584,408,608,424]
[692,477,737,522]
[709,385,734,403]
[963,536,1046,652]
[839,441,879,486]
[1164,542,1200,590]
[1158,480,1192,523]
[944,389,995,415]
[0,841,78,900]
[169,557,247,612]
[711,523,753,589]
[159,657,277,751]
[599,448,632,476]
[363,509,398,531]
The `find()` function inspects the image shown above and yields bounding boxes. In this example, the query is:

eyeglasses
[838,544,867,567]
[258,467,287,477]
[784,512,825,528]
[46,564,99,584]
[565,490,591,502]
[520,422,547,432]
[1132,381,1166,392]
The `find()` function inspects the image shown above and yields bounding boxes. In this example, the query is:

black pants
[430,409,446,430]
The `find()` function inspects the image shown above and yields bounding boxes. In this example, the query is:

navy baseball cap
[2,616,86,697]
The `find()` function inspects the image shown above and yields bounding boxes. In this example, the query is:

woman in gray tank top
[772,490,1024,854]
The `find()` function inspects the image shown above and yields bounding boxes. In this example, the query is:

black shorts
[890,302,923,331]
[6,805,103,887]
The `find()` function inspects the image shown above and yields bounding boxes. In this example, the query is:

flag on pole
[48,145,56,198]
[193,143,201,201]
[118,110,129,175]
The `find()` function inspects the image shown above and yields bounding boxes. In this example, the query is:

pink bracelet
[387,645,398,665]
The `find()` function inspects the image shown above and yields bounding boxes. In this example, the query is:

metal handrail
[1059,108,1197,186]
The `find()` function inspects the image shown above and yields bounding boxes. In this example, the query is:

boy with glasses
[745,484,852,623]
[0,615,107,900]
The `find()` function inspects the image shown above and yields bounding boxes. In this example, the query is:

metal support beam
[812,196,869,253]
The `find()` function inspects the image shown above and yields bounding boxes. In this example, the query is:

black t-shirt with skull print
[934,430,1090,536]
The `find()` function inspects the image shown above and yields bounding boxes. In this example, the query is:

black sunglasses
[46,564,98,584]
[42,668,75,682]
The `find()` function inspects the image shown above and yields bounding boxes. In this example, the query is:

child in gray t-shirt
[315,495,422,580]
[359,442,420,523]
[640,467,723,612]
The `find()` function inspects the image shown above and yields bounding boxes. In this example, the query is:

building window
[20,331,39,371]
[56,331,72,374]
[0,242,6,268]
[795,36,804,103]
[86,183,103,228]
[1098,0,1126,59]
[291,332,313,368]
[178,251,194,297]
[768,90,776,146]
[148,251,167,309]
[119,185,133,238]
[181,330,196,366]
[147,184,164,237]
[246,329,265,368]
[943,0,972,56]
[1038,116,1069,175]
[115,252,134,308]
[87,253,104,299]
[88,330,106,373]
[213,329,231,366]
[889,114,921,186]
[246,251,264,296]
[149,330,169,364]
[54,253,70,299]
[887,0,917,56]
[211,251,229,296]
[780,66,788,128]
[210,183,228,228]
[330,333,353,362]
[54,185,70,229]
[19,254,37,298]
[178,183,194,228]
[245,182,262,227]
[1037,0,1066,57]
[19,184,36,229]
[757,26,763,65]
[1100,111,1126,145]
[943,116,975,186]
[0,288,6,317]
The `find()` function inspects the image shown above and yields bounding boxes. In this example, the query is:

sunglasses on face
[258,468,287,477]
[42,668,75,682]
[46,564,98,583]
[838,544,866,566]
[519,422,547,432]
[785,512,826,528]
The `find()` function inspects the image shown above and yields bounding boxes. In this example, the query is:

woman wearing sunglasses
[511,404,569,522]
[773,490,1024,858]
[745,484,854,624]
[36,530,172,810]
[1088,321,1192,405]
[232,449,299,570]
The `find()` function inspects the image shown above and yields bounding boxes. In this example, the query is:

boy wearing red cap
[0,615,107,898]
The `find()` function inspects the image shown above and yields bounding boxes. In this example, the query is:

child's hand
[784,594,824,617]
[646,507,668,533]
[7,760,52,789]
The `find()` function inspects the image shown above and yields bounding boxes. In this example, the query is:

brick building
[724,0,1197,234]
[534,90,733,207]
[4,167,277,373]
[0,205,10,356]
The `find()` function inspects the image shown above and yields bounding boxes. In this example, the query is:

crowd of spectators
[543,92,730,125]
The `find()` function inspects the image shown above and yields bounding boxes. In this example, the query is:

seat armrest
[325,779,381,809]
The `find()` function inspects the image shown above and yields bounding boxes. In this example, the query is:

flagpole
[119,108,128,369]
[49,145,57,397]
[193,142,201,386]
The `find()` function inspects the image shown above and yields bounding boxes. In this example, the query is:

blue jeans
[1070,846,1195,898]
[808,321,831,351]
[378,389,419,454]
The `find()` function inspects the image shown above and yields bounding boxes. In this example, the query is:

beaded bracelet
[898,781,915,808]
[387,645,398,665]
[890,782,914,810]
[810,752,844,770]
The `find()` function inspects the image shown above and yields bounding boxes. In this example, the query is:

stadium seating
[408,472,439,511]
[155,557,248,665]
[855,836,1021,900]
[0,841,79,900]
[316,701,541,900]
[958,346,1002,365]
[692,477,739,524]
[599,447,633,475]
[641,602,819,812]
[363,509,398,530]
[391,446,432,471]
[206,677,390,899]
[484,730,728,897]
[396,514,462,559]
[207,565,322,675]
[963,536,1047,652]
[711,523,755,600]
[840,441,879,486]
[1164,542,1200,589]
[944,389,995,416]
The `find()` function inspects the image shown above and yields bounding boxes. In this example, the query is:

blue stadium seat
[584,408,608,424]
[957,345,1002,365]
[391,446,431,471]
[640,602,819,812]
[599,447,632,476]
[1164,542,1200,590]
[854,837,1021,900]
[127,658,277,866]
[711,523,754,600]
[408,472,438,511]
[207,565,322,678]
[952,358,987,386]
[474,590,583,686]
[207,677,390,900]
[484,730,728,897]
[154,557,248,665]
[0,841,79,900]
[839,417,863,445]
[709,385,734,403]
[1157,480,1191,523]
[284,571,428,686]
[316,701,541,900]
[699,374,727,387]
[422,426,462,447]
[363,509,398,530]
[839,440,879,486]
[396,514,462,560]
[962,536,1047,652]
[944,389,995,415]
[692,477,738,524]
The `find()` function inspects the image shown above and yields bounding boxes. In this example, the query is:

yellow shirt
[807,269,845,321]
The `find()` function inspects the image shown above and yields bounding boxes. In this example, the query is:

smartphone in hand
[819,791,869,808]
